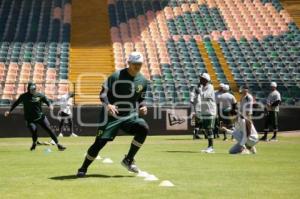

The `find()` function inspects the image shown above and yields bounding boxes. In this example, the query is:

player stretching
[191,73,217,153]
[4,82,66,151]
[221,111,258,155]
[239,85,254,120]
[77,52,149,177]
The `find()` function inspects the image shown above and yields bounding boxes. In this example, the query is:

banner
[166,109,188,130]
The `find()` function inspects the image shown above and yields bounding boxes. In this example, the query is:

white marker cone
[44,148,52,154]
[96,155,102,160]
[159,180,174,187]
[102,158,113,164]
[137,171,150,178]
[144,174,159,181]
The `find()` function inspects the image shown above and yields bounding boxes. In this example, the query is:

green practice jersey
[9,92,51,122]
[100,68,148,116]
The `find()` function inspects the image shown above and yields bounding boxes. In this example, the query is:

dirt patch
[279,131,300,137]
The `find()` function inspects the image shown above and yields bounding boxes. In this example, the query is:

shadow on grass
[49,174,134,180]
[165,150,199,153]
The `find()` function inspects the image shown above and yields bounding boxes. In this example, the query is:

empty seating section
[219,25,300,104]
[108,0,300,106]
[0,0,71,103]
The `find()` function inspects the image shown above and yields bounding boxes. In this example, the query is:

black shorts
[59,111,71,118]
[264,111,279,132]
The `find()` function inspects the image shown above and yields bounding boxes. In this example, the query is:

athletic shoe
[193,134,201,140]
[201,147,215,153]
[223,137,228,141]
[57,144,66,151]
[50,140,56,145]
[241,149,250,154]
[76,168,86,177]
[71,133,78,137]
[58,133,63,137]
[269,137,278,142]
[249,146,257,154]
[36,141,42,145]
[121,155,139,173]
[30,143,37,151]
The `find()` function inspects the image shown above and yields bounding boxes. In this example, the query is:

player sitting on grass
[221,111,258,154]
[4,82,66,151]
[77,52,150,177]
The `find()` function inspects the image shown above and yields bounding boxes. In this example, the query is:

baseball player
[239,85,254,120]
[260,82,281,142]
[77,52,149,177]
[4,82,66,151]
[217,84,237,140]
[57,92,77,137]
[221,111,258,154]
[191,73,217,153]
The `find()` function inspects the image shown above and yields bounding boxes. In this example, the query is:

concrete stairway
[211,41,241,100]
[70,0,114,104]
[197,42,220,89]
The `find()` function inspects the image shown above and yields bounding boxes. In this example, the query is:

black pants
[264,111,279,132]
[27,116,58,144]
[59,112,73,135]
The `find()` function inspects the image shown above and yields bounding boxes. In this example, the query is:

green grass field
[0,134,299,199]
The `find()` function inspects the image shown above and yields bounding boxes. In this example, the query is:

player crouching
[221,111,258,155]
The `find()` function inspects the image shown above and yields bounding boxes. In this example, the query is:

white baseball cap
[270,82,277,88]
[128,52,144,64]
[200,73,211,81]
[223,84,230,91]
[219,83,225,88]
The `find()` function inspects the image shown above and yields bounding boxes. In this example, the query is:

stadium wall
[0,106,300,137]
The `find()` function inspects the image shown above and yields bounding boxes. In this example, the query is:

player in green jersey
[5,82,66,151]
[77,52,150,177]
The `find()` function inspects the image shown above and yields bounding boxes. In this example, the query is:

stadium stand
[0,0,299,106]
[70,0,114,104]
[108,0,300,106]
[0,0,71,104]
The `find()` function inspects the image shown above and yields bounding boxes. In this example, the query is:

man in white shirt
[239,85,254,120]
[217,84,237,140]
[260,82,281,142]
[58,92,77,137]
[191,73,217,153]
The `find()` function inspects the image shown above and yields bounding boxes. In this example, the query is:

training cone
[102,158,113,164]
[137,171,150,178]
[144,174,159,181]
[159,180,174,187]
[96,155,102,160]
[44,148,52,154]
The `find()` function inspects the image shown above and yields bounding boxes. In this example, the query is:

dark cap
[27,82,36,91]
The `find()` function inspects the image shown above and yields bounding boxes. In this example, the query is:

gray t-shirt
[217,92,237,111]
[267,90,281,112]
[239,93,254,115]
